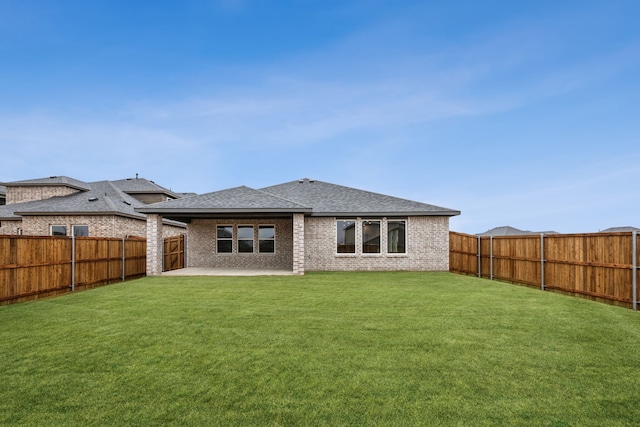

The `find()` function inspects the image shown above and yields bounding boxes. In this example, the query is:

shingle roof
[137,178,460,218]
[4,176,91,191]
[5,181,147,219]
[111,177,180,198]
[139,186,310,216]
[261,178,460,216]
[599,226,640,233]
[476,226,558,236]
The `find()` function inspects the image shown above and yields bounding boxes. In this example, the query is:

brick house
[0,176,187,238]
[137,178,460,275]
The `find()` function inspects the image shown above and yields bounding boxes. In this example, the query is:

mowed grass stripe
[1,272,639,426]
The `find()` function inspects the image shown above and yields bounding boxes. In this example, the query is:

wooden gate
[163,235,185,272]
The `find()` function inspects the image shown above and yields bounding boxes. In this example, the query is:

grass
[1,272,640,426]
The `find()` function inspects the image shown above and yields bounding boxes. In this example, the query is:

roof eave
[310,210,461,217]
[14,211,147,220]
[136,207,312,215]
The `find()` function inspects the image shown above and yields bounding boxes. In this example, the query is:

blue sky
[1,0,638,234]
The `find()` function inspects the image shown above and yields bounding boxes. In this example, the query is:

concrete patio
[161,267,296,276]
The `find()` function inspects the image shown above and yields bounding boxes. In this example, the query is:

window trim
[216,225,234,254]
[72,225,89,237]
[387,219,407,255]
[237,225,255,254]
[50,225,67,236]
[361,219,382,255]
[336,218,357,255]
[258,224,276,254]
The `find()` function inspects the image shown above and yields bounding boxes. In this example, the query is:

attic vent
[309,179,315,183]
[123,201,131,205]
[88,197,98,202]
[298,179,304,183]
[50,176,57,179]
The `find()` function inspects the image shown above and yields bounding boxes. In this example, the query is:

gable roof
[599,226,640,233]
[137,178,460,220]
[261,178,460,217]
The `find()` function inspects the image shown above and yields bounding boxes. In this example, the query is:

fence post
[477,236,481,278]
[633,231,637,312]
[541,233,546,291]
[122,237,126,281]
[490,236,494,280]
[71,235,76,292]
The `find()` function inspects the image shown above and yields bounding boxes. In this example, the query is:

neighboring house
[0,176,187,238]
[137,178,460,275]
[599,226,640,233]
[476,226,558,236]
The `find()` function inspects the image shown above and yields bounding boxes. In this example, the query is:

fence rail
[0,235,146,305]
[450,231,640,310]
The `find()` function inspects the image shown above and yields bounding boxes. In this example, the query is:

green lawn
[1,272,640,426]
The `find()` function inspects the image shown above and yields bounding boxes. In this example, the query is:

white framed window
[336,219,356,253]
[217,225,233,253]
[258,225,275,253]
[237,225,254,253]
[50,225,67,236]
[72,225,89,237]
[362,220,381,254]
[388,220,406,254]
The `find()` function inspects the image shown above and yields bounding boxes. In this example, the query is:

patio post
[293,213,305,275]
[146,214,164,276]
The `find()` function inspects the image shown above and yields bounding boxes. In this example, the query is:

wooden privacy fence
[450,231,640,310]
[163,235,185,272]
[0,235,146,305]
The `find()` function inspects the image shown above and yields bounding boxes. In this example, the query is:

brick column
[292,213,305,275]
[146,214,163,276]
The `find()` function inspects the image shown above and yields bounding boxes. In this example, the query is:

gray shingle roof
[4,176,91,191]
[6,181,147,219]
[137,178,460,218]
[261,178,460,216]
[138,186,310,214]
[111,177,180,198]
[599,226,640,233]
[476,226,558,236]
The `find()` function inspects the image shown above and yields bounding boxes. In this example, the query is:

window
[217,225,233,253]
[362,220,381,253]
[237,225,254,253]
[388,220,406,254]
[337,220,356,253]
[72,225,89,237]
[259,225,275,253]
[51,225,67,236]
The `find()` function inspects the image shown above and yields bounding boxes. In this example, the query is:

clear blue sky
[1,0,638,234]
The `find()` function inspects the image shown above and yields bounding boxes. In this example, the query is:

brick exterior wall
[187,218,294,269]
[304,216,450,271]
[6,186,82,204]
[9,215,184,238]
[0,220,22,235]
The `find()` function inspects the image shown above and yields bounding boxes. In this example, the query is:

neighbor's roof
[476,226,558,236]
[3,175,91,191]
[599,226,640,233]
[137,178,460,219]
[111,177,180,199]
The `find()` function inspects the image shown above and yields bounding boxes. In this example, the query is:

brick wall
[0,220,22,235]
[6,186,82,204]
[15,215,184,238]
[187,218,293,269]
[304,216,450,271]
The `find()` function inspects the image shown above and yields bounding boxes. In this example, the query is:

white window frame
[336,218,357,255]
[387,219,407,255]
[237,225,254,254]
[50,225,67,236]
[361,219,382,255]
[216,225,234,254]
[72,225,89,237]
[258,225,276,254]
